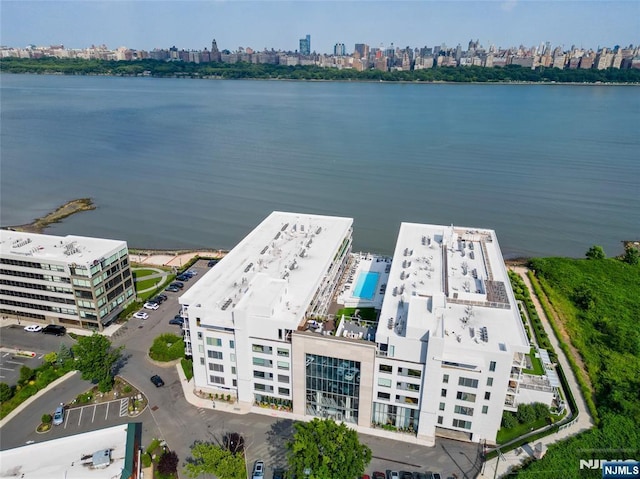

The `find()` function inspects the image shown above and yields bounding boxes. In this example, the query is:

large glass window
[458,377,479,388]
[305,353,361,424]
[372,402,419,432]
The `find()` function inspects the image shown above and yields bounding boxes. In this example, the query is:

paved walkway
[478,267,595,478]
[130,250,225,268]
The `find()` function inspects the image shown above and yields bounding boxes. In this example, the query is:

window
[198,345,204,353]
[489,361,496,372]
[252,357,272,367]
[458,377,479,388]
[452,419,472,430]
[485,392,491,400]
[277,361,289,370]
[206,337,222,347]
[197,332,203,340]
[254,383,273,393]
[482,405,488,414]
[437,416,443,425]
[407,368,421,378]
[230,353,236,363]
[456,391,477,402]
[252,344,273,354]
[278,374,289,383]
[254,370,271,379]
[278,387,290,395]
[378,378,392,388]
[377,392,391,400]
[209,376,225,385]
[441,389,447,397]
[443,374,449,384]
[208,363,224,372]
[229,340,235,349]
[454,405,474,416]
[487,377,494,386]
[231,367,236,375]
[200,357,205,365]
[232,379,237,387]
[207,350,223,360]
[277,348,289,357]
[379,364,393,373]
[439,402,445,411]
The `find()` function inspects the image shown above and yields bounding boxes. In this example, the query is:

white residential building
[182,213,534,445]
[0,231,134,331]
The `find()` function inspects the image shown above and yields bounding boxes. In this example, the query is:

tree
[158,450,179,476]
[585,245,606,260]
[623,246,640,266]
[72,334,122,390]
[184,442,245,479]
[0,383,13,402]
[286,418,372,479]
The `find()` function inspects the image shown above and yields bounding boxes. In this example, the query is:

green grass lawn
[496,417,549,444]
[132,268,157,279]
[523,347,545,376]
[335,307,378,321]
[135,277,160,291]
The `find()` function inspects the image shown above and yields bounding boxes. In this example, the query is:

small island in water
[3,198,96,234]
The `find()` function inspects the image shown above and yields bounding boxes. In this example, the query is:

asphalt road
[0,259,482,478]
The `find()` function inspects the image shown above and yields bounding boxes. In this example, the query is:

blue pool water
[353,272,380,300]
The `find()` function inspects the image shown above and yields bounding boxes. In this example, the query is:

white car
[133,311,149,320]
[24,324,43,333]
[143,302,159,310]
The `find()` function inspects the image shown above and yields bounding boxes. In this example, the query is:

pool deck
[336,252,391,309]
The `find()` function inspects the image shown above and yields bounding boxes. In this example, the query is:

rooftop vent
[244,263,253,273]
[260,246,268,255]
[281,223,289,232]
[315,226,322,234]
[221,298,233,311]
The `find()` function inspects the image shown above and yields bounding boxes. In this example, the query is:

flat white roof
[0,231,126,265]
[181,211,352,329]
[376,223,528,354]
[0,424,130,479]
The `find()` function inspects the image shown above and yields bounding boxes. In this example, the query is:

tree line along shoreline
[2,57,640,84]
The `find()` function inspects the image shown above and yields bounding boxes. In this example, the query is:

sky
[1,1,638,54]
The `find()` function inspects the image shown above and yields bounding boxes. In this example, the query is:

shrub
[41,413,52,424]
[157,450,179,475]
[141,452,152,468]
[146,438,161,455]
[98,376,114,393]
[181,358,193,381]
[0,383,13,402]
[516,403,537,424]
[19,366,34,384]
[149,333,184,362]
[501,413,518,429]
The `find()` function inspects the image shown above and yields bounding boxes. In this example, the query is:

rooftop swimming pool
[352,272,379,300]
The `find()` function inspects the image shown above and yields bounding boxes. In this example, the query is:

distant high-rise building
[299,34,311,55]
[354,43,369,59]
[334,43,346,56]
[211,38,221,62]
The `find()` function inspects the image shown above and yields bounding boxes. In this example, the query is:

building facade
[0,231,134,331]
[182,213,539,445]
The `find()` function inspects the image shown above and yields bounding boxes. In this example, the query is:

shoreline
[1,198,95,234]
[3,71,638,87]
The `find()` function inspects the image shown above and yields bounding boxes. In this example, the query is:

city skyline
[1,1,638,54]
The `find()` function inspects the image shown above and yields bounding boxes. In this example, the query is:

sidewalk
[130,250,225,268]
[477,267,595,478]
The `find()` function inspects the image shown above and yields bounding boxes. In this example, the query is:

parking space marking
[5,360,23,365]
[119,398,129,417]
[2,352,10,357]
[105,402,110,420]
[92,404,97,422]
[0,367,14,371]
[64,411,70,429]
[77,406,84,426]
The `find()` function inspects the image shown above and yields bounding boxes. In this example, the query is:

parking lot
[0,349,42,385]
[62,398,131,430]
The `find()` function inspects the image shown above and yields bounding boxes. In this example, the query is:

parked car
[252,461,265,478]
[24,324,42,333]
[171,281,184,289]
[431,474,441,479]
[133,311,149,320]
[150,375,165,387]
[176,274,190,281]
[386,472,399,479]
[400,472,413,479]
[165,285,180,293]
[42,324,66,336]
[187,269,198,276]
[143,302,159,310]
[272,468,286,479]
[169,316,184,326]
[223,432,245,453]
[373,473,386,479]
[151,294,167,304]
[412,473,429,479]
[53,404,65,425]
[207,260,218,267]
